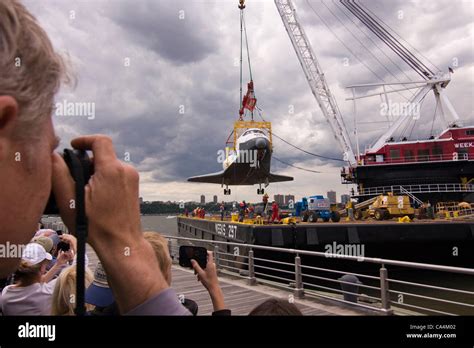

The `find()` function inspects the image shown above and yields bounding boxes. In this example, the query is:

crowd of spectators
[0,229,302,316]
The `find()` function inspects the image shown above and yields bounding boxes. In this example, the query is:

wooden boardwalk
[171,266,363,316]
[87,245,364,316]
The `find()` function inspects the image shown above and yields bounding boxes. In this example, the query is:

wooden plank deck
[87,245,364,316]
[171,266,363,316]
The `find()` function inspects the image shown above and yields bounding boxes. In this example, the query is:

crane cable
[256,106,345,163]
[305,0,411,101]
[342,0,435,79]
[238,0,255,120]
[242,11,253,82]
[272,156,322,173]
[330,0,417,100]
[239,3,244,116]
[272,130,346,162]
[238,1,325,174]
[359,0,441,74]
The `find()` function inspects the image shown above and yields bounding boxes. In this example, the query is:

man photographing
[0,0,188,315]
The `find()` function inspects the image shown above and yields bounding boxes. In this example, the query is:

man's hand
[63,135,168,313]
[191,251,226,311]
[70,135,141,249]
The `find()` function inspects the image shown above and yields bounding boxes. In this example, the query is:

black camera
[57,241,71,252]
[43,149,93,215]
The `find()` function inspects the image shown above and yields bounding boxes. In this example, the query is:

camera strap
[63,149,88,316]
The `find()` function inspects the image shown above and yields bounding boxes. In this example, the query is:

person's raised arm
[191,251,227,312]
[52,135,168,313]
[41,250,73,283]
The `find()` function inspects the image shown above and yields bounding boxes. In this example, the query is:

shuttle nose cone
[256,138,267,149]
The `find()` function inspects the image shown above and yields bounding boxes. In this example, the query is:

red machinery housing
[342,126,474,204]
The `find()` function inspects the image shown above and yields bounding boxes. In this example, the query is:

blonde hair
[51,265,94,316]
[143,232,172,285]
[0,0,69,139]
[14,259,46,285]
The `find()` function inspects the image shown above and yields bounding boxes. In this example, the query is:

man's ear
[0,96,18,132]
[0,96,19,161]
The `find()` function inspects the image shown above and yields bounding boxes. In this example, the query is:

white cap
[22,243,53,265]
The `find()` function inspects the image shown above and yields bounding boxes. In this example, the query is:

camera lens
[43,149,93,215]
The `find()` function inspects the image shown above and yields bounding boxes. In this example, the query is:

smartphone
[179,246,207,269]
[57,241,70,252]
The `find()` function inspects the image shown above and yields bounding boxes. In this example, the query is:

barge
[177,217,474,268]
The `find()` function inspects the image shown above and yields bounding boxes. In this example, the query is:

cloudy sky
[24,0,473,203]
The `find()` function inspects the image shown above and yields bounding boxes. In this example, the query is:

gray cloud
[23,0,473,201]
[103,0,218,64]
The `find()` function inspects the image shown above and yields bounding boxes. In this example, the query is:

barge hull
[177,217,474,267]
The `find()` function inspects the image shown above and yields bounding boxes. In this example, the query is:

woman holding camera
[1,243,73,315]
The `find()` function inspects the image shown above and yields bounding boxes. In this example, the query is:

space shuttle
[188,126,293,195]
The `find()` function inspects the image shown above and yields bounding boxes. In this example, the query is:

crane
[274,0,357,166]
[275,0,460,160]
[340,0,460,153]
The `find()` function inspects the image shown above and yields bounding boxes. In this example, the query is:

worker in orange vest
[271,201,279,223]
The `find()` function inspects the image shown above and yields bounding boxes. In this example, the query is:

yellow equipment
[232,121,273,150]
[254,216,264,225]
[436,201,474,219]
[362,194,415,220]
[397,216,412,223]
[280,216,297,225]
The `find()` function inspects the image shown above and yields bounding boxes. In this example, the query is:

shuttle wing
[268,172,294,183]
[187,170,225,184]
[187,167,293,185]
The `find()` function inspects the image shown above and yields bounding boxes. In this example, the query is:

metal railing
[40,218,69,233]
[399,186,424,206]
[356,183,474,197]
[164,235,474,316]
[359,152,471,166]
[435,202,474,219]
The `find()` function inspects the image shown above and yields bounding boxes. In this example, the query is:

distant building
[327,190,337,204]
[200,195,205,204]
[284,195,295,206]
[274,194,285,206]
[213,195,218,204]
[341,194,350,205]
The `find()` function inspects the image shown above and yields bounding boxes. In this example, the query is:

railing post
[248,249,257,286]
[214,245,220,275]
[294,255,304,298]
[167,239,173,262]
[379,265,393,315]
